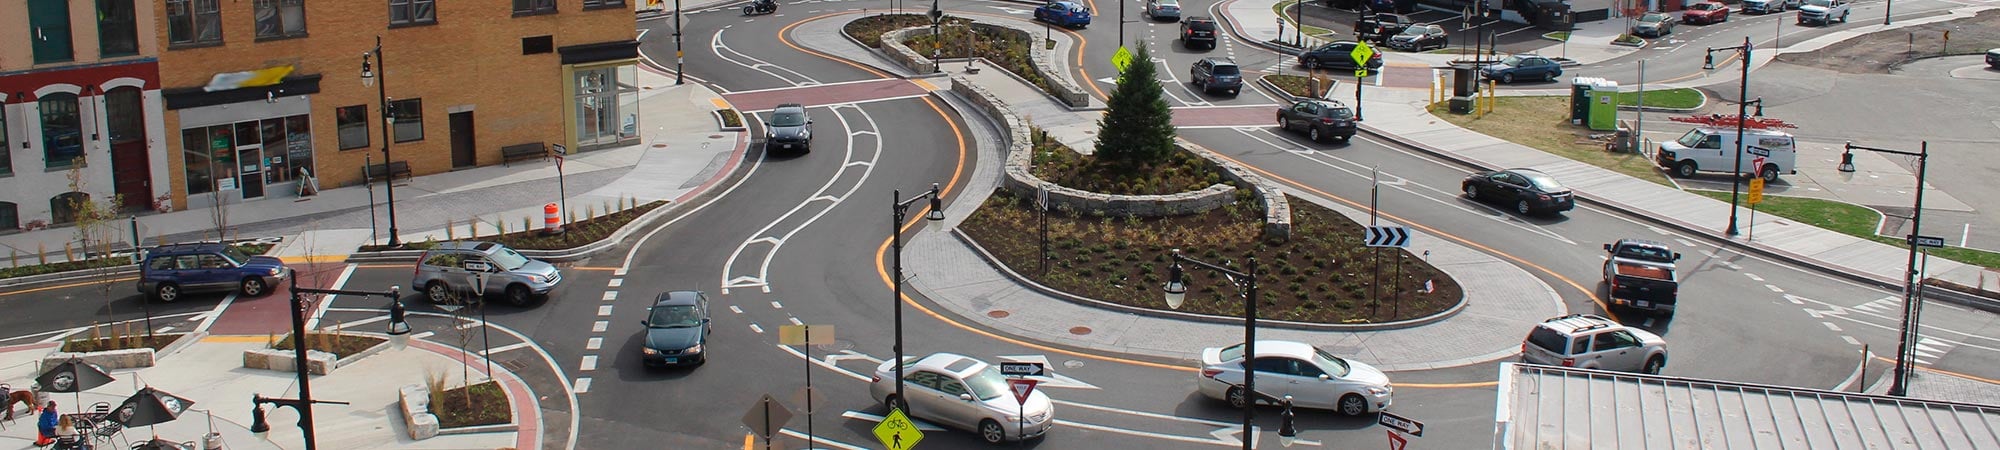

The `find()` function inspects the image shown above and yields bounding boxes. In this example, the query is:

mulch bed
[1029,128,1237,196]
[360,200,666,252]
[959,190,1462,324]
[434,381,511,428]
[1775,9,2000,73]
[272,333,386,359]
[62,334,182,353]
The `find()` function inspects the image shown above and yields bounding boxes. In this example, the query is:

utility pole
[675,0,685,84]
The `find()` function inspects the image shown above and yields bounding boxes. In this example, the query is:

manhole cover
[708,134,725,139]
[988,310,1011,318]
[1069,326,1092,335]
[497,355,531,372]
[652,143,668,148]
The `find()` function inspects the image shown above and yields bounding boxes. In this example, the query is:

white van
[1655,127,1798,182]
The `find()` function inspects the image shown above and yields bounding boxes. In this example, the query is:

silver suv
[1521,314,1668,374]
[412,241,561,306]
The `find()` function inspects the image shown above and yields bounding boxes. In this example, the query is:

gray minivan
[411,241,562,306]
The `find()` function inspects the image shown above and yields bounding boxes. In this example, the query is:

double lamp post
[887,183,945,411]
[361,36,404,248]
[1838,141,1932,397]
[1703,37,1765,237]
[251,275,410,450]
[1162,249,1298,448]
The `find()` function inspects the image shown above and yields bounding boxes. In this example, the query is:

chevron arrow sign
[1366,226,1411,248]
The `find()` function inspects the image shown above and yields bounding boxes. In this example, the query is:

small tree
[1093,42,1177,167]
[66,159,131,336]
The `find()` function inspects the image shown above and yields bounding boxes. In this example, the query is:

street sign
[1751,155,1767,170]
[874,408,925,450]
[998,362,1046,377]
[778,324,835,346]
[1909,235,1947,248]
[1747,145,1770,157]
[1111,46,1134,72]
[1387,430,1408,450]
[928,7,944,24]
[1748,177,1765,205]
[1350,41,1376,67]
[1008,378,1040,405]
[1356,69,1371,78]
[1365,226,1411,248]
[740,394,793,440]
[1378,411,1424,437]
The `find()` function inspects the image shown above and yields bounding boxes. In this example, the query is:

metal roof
[1495,363,2000,450]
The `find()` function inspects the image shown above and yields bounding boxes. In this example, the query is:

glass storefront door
[234,122,265,199]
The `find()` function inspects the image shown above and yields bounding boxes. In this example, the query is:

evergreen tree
[1093,43,1176,167]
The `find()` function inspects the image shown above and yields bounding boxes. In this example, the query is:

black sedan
[1462,168,1575,216]
[1298,41,1386,72]
[1384,25,1448,52]
[640,290,711,368]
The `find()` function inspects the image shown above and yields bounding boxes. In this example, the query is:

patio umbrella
[35,358,116,411]
[111,387,195,429]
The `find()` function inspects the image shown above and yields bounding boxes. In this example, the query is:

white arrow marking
[989,5,1033,14]
[1098,76,1119,84]
[841,411,948,431]
[725,275,765,287]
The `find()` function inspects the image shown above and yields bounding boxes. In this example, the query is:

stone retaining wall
[948,76,1292,241]
[880,27,935,75]
[881,24,1089,107]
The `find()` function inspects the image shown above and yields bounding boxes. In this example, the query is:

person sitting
[36,401,58,446]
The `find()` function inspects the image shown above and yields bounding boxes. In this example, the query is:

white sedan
[1195,340,1393,416]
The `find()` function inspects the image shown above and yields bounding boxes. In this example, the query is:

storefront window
[285,115,314,182]
[182,127,213,195]
[180,115,314,199]
[573,65,639,149]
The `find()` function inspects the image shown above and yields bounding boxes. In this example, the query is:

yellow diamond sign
[1111,46,1134,73]
[1350,41,1376,68]
[874,407,925,450]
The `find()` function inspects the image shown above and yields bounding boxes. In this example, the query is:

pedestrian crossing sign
[1112,46,1134,72]
[874,407,924,450]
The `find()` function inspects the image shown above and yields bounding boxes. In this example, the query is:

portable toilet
[1584,78,1619,131]
[1569,77,1601,124]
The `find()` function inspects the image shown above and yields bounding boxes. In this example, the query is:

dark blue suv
[137,243,289,302]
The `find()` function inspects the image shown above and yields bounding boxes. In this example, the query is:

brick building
[153,0,640,211]
[0,0,167,229]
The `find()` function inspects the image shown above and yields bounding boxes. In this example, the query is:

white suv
[1521,314,1668,374]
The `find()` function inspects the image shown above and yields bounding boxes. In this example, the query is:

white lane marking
[772,301,784,309]
[593,321,609,332]
[614,268,627,276]
[840,411,948,431]
[1841,335,1861,346]
[607,278,623,287]
[586,337,603,350]
[597,305,614,316]
[788,316,804,326]
[1790,295,2000,351]
[456,321,485,330]
[572,377,592,394]
[750,324,764,333]
[305,263,360,330]
[157,326,175,332]
[482,342,532,356]
[1745,273,1764,281]
[581,355,598,371]
[1765,284,1784,293]
[603,291,619,301]
[411,331,435,340]
[774,429,870,450]
[1963,223,1972,247]
[729,305,744,314]
[1822,322,1842,332]
[720,104,885,294]
[709,28,818,86]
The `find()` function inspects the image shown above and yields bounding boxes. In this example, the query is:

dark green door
[29,0,74,64]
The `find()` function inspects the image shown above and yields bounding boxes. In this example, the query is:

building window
[106,87,144,144]
[574,66,641,148]
[50,192,88,224]
[254,0,308,39]
[0,202,16,231]
[182,126,220,196]
[515,0,555,14]
[167,0,224,46]
[40,93,84,169]
[337,105,370,150]
[277,115,315,183]
[97,0,140,57]
[583,0,625,7]
[29,0,75,64]
[390,0,437,25]
[390,98,423,142]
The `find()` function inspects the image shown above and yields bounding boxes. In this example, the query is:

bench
[501,142,548,166]
[364,161,412,185]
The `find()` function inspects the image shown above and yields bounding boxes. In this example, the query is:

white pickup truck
[1798,0,1851,24]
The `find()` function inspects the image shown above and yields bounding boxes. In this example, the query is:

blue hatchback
[1035,0,1092,28]
[137,243,289,302]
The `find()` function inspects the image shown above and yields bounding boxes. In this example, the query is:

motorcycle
[743,0,777,15]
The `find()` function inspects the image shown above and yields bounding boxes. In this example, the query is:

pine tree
[1093,43,1176,167]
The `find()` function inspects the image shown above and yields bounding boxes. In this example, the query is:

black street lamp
[1703,37,1762,237]
[1838,141,1930,397]
[889,183,946,412]
[362,36,402,248]
[1162,248,1260,450]
[251,275,400,449]
[674,0,686,85]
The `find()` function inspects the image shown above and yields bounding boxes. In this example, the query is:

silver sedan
[870,353,1056,444]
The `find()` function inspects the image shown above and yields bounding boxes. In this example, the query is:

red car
[1683,2,1730,24]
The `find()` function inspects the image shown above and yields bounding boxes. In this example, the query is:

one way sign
[1366,226,1411,248]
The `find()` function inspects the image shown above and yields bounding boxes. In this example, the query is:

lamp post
[251,275,399,449]
[362,36,402,248]
[889,183,946,412]
[1703,37,1760,236]
[1162,248,1259,450]
[1838,141,1930,396]
[674,0,685,85]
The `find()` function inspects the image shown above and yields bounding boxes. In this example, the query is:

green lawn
[1543,31,1570,41]
[1691,190,2000,270]
[1272,3,1339,41]
[1614,88,1703,109]
[1430,96,1673,186]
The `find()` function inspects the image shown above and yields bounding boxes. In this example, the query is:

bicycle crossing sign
[1365,226,1411,248]
[874,407,925,450]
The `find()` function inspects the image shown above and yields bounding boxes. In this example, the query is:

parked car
[1742,0,1801,14]
[1383,24,1447,52]
[766,103,813,153]
[1521,314,1669,374]
[1655,127,1798,181]
[1481,54,1562,83]
[1603,239,1680,316]
[1462,168,1575,216]
[1144,0,1181,21]
[1989,48,2000,68]
[1631,12,1677,37]
[137,243,289,303]
[411,241,562,306]
[639,290,711,368]
[1180,16,1219,49]
[1195,340,1393,416]
[1275,99,1357,143]
[1683,2,1730,24]
[1298,41,1385,71]
[1189,57,1243,95]
[870,353,1055,444]
[1034,0,1092,28]
[1797,0,1850,24]
[1354,13,1414,43]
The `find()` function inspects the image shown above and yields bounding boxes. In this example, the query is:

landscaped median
[355,199,666,258]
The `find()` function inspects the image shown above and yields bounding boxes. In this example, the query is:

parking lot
[1287,2,1556,55]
